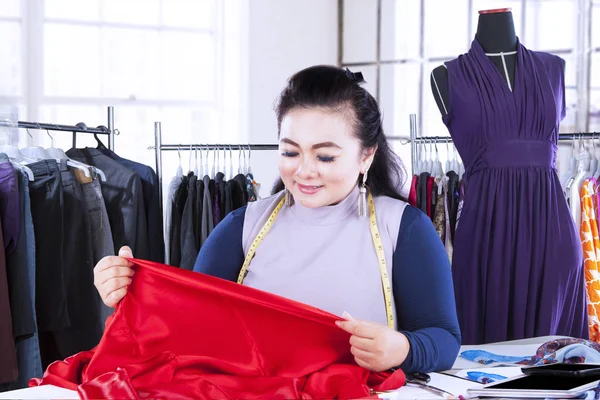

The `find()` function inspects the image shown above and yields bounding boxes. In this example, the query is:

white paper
[379,372,484,399]
[0,385,78,399]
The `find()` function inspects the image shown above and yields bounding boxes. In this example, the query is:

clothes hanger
[0,120,35,180]
[91,124,108,150]
[444,138,451,174]
[247,145,253,175]
[238,145,244,175]
[220,145,225,176]
[228,145,234,180]
[210,147,219,179]
[562,135,577,189]
[175,144,183,178]
[432,139,444,179]
[198,145,204,177]
[193,145,198,176]
[423,139,431,174]
[45,125,106,180]
[593,133,600,180]
[589,133,598,179]
[203,146,209,177]
[0,119,26,160]
[20,127,53,161]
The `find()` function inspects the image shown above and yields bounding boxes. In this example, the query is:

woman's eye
[318,156,335,163]
[281,151,298,158]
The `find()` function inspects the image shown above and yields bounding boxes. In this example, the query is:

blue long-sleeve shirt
[193,205,461,373]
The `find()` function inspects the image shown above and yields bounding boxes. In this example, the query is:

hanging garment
[214,172,225,224]
[0,159,34,338]
[0,170,44,390]
[169,174,189,267]
[80,176,115,324]
[431,180,438,219]
[426,176,435,218]
[443,179,454,261]
[179,175,198,271]
[200,175,214,247]
[580,178,600,342]
[434,183,446,243]
[100,149,164,263]
[224,181,233,215]
[28,161,69,334]
[455,180,466,232]
[0,159,20,256]
[233,173,249,205]
[0,208,15,385]
[213,174,222,226]
[418,172,430,215]
[30,259,406,399]
[443,38,587,344]
[0,214,17,385]
[246,173,259,202]
[66,148,150,260]
[49,163,102,359]
[408,175,418,207]
[194,178,204,251]
[446,171,460,242]
[164,167,183,265]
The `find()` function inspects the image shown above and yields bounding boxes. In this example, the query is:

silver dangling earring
[285,188,294,206]
[358,168,368,218]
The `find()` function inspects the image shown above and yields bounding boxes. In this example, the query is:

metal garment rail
[0,106,117,151]
[406,113,600,175]
[152,121,280,214]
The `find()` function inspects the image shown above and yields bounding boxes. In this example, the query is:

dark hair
[271,65,407,201]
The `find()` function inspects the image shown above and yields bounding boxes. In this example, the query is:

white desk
[0,336,562,400]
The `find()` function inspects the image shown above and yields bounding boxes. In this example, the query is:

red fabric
[408,175,418,207]
[426,177,435,218]
[30,259,405,399]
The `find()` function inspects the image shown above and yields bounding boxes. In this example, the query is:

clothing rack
[406,113,600,176]
[0,106,117,151]
[152,121,280,214]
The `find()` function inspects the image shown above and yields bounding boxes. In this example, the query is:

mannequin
[431,9,518,116]
[430,8,587,345]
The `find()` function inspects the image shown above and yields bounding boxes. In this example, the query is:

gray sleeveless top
[242,186,407,327]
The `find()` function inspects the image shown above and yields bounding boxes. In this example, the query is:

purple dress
[443,38,588,345]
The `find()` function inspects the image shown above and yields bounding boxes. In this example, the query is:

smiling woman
[93,64,461,375]
[277,108,369,208]
[271,66,406,208]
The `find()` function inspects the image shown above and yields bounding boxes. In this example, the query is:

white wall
[246,0,338,196]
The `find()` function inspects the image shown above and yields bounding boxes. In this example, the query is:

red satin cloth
[30,259,405,399]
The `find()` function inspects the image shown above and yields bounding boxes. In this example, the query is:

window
[341,0,591,175]
[0,0,244,170]
[0,0,23,146]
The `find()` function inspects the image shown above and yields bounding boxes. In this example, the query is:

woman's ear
[361,146,377,172]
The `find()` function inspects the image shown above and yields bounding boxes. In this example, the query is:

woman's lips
[297,183,322,195]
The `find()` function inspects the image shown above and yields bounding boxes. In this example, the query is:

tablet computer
[466,371,600,398]
[522,363,600,378]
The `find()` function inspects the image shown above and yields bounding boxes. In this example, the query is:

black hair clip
[345,68,365,83]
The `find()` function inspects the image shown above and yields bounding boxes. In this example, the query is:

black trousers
[28,161,68,333]
[53,163,102,358]
[30,162,102,368]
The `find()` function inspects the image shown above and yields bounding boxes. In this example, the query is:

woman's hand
[336,312,410,372]
[93,246,135,308]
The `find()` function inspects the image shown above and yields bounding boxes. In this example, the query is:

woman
[94,65,461,374]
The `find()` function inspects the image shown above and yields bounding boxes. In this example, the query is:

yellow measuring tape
[237,189,394,329]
